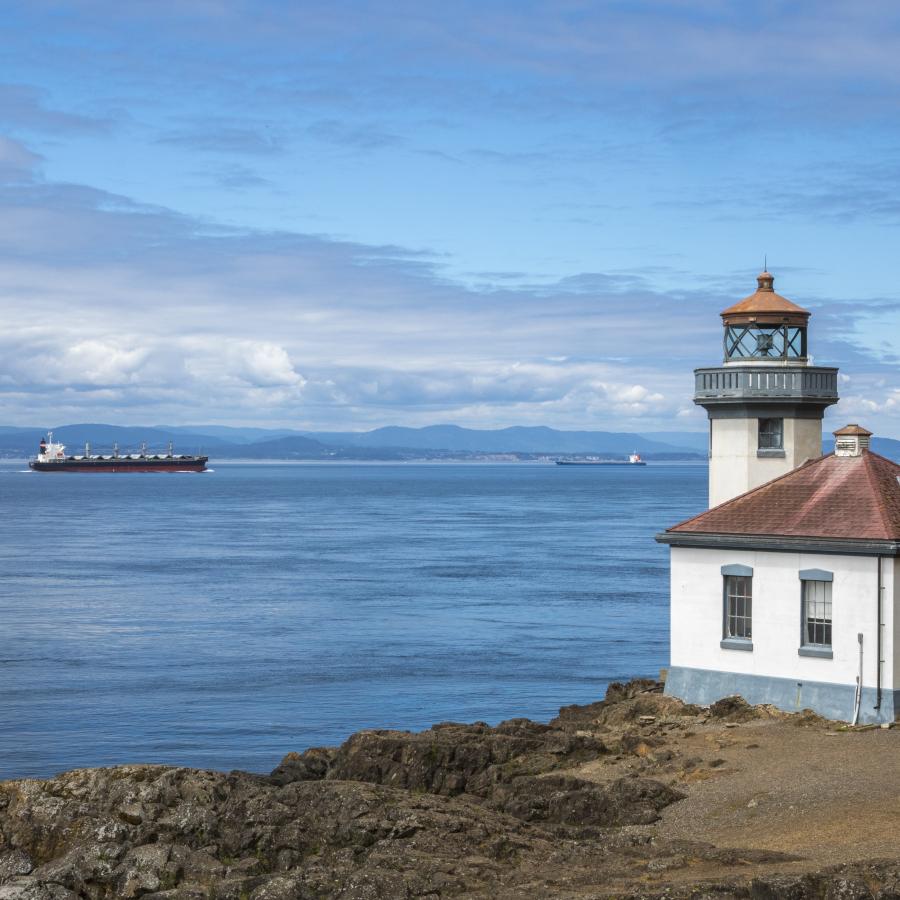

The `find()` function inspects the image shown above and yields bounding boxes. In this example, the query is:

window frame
[758,417,784,451]
[720,564,753,650]
[798,569,834,659]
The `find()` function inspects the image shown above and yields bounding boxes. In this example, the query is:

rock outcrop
[0,680,894,899]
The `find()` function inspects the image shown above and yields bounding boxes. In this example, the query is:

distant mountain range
[302,425,706,455]
[3,423,898,462]
[1,423,705,460]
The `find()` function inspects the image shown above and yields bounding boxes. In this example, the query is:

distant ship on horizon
[28,433,208,473]
[555,452,647,467]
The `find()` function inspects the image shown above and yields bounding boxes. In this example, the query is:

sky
[3,1,900,434]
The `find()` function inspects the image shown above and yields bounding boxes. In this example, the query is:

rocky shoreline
[3,680,900,899]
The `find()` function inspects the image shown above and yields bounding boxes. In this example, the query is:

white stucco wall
[708,417,823,507]
[670,546,893,691]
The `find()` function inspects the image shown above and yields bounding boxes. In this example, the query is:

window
[724,574,752,640]
[785,326,806,358]
[758,418,783,450]
[802,580,832,648]
[723,325,806,360]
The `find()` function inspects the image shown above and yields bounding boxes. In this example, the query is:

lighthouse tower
[695,271,839,507]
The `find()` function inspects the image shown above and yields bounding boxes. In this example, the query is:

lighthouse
[658,269,900,724]
[694,271,839,507]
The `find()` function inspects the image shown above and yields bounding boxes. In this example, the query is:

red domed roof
[721,271,810,326]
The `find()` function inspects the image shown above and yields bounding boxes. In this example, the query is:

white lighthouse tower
[694,271,839,507]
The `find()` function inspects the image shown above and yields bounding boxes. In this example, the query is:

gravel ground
[565,705,900,887]
[657,719,900,863]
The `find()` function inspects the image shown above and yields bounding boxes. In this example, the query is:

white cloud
[183,339,305,389]
[238,342,304,387]
[61,339,151,385]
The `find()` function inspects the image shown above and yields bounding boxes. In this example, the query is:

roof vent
[833,424,872,457]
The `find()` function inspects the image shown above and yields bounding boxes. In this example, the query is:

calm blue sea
[0,461,705,779]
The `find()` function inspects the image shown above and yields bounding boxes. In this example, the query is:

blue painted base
[665,666,899,724]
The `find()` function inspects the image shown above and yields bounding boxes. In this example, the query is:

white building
[658,272,900,724]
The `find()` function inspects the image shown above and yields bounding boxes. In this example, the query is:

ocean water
[0,461,706,780]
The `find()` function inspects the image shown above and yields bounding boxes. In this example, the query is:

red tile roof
[668,450,900,541]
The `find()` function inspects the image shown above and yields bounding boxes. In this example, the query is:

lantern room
[720,271,810,364]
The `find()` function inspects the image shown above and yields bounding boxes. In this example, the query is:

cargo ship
[555,452,646,467]
[28,434,208,473]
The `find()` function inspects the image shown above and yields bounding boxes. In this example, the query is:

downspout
[875,556,883,712]
[852,633,863,726]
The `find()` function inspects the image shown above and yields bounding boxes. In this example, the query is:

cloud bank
[1,145,898,434]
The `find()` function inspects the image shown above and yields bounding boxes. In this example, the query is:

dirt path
[657,721,900,864]
[561,705,900,890]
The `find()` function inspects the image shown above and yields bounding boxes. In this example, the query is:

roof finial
[764,253,767,272]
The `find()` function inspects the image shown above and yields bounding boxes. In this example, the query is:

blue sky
[3,1,900,434]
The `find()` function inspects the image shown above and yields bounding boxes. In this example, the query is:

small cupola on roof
[721,271,810,364]
[834,424,873,457]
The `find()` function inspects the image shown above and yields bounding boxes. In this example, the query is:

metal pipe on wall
[875,556,883,711]
[853,632,863,725]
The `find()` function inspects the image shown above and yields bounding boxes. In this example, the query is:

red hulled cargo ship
[29,434,208,473]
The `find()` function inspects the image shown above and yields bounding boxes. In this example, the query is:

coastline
[3,680,898,899]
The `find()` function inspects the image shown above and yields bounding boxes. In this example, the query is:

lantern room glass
[724,325,806,361]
